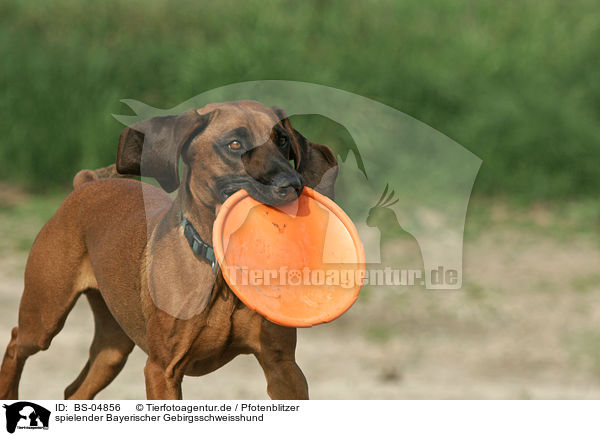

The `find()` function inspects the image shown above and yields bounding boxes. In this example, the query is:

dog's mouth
[215,176,301,207]
[222,188,238,200]
[216,179,246,203]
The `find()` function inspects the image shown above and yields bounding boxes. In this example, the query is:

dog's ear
[271,107,339,200]
[295,132,339,200]
[116,109,213,192]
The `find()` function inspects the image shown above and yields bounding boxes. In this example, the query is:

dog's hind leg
[0,275,84,399]
[0,279,83,400]
[0,327,26,399]
[64,290,134,399]
[0,204,89,400]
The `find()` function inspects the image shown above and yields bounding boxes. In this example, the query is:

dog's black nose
[272,173,303,201]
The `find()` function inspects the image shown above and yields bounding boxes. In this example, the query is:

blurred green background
[1,0,598,201]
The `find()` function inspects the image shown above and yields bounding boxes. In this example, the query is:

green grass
[0,187,64,253]
[571,274,600,294]
[565,330,600,380]
[1,0,599,202]
[364,325,394,343]
[464,196,600,243]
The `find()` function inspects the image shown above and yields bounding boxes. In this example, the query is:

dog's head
[116,100,338,206]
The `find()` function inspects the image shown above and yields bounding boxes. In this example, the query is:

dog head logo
[2,402,50,433]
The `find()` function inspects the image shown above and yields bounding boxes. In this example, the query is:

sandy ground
[1,197,600,399]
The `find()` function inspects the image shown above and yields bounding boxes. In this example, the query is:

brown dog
[0,100,338,400]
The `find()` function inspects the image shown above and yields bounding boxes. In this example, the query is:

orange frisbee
[212,187,366,327]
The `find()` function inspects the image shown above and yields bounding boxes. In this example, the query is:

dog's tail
[73,164,133,189]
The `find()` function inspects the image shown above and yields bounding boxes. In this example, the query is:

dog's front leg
[144,357,184,400]
[255,321,308,400]
[142,304,200,399]
[259,358,309,400]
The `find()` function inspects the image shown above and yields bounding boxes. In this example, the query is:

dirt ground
[1,192,600,399]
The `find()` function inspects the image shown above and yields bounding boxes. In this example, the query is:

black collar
[181,213,218,273]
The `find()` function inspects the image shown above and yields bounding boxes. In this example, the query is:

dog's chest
[184,297,261,376]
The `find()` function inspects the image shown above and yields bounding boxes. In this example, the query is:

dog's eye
[227,140,242,151]
[278,136,288,148]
